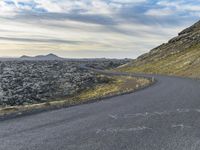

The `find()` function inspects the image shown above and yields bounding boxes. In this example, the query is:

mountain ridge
[20,53,64,60]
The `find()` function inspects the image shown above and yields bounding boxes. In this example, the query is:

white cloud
[0,0,146,15]
[84,1,113,14]
[145,8,175,16]
[35,0,65,13]
[0,1,17,16]
[34,0,121,15]
[156,0,200,15]
[112,0,147,4]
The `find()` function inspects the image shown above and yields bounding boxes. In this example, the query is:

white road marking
[108,114,118,120]
[171,124,191,130]
[96,126,152,134]
[123,108,200,119]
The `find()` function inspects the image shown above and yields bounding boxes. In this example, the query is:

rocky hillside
[118,20,200,78]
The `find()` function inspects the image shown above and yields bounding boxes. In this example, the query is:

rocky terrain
[118,20,200,78]
[0,60,127,106]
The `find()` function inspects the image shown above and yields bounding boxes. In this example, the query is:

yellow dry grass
[117,44,200,78]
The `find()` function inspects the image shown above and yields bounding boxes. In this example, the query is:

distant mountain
[118,20,200,78]
[20,53,64,61]
[20,55,32,59]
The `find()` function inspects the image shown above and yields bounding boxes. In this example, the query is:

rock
[0,60,127,106]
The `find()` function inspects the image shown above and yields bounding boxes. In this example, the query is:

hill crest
[118,20,200,78]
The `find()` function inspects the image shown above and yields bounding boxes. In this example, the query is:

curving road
[0,72,200,150]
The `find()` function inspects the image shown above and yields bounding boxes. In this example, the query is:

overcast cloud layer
[0,0,199,58]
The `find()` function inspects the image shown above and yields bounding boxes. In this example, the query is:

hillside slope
[118,20,200,78]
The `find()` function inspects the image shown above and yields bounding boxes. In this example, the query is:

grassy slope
[118,44,200,78]
[0,75,151,117]
[76,76,150,100]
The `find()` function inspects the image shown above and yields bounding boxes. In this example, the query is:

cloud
[0,0,199,58]
[151,0,200,17]
[111,0,147,4]
[145,8,175,16]
[0,1,17,16]
[2,0,148,15]
[0,36,82,44]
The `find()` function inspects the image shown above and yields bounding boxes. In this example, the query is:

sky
[0,0,199,58]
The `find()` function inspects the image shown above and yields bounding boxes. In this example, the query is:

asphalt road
[1,73,200,150]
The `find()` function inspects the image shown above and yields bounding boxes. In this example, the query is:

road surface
[0,72,200,150]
